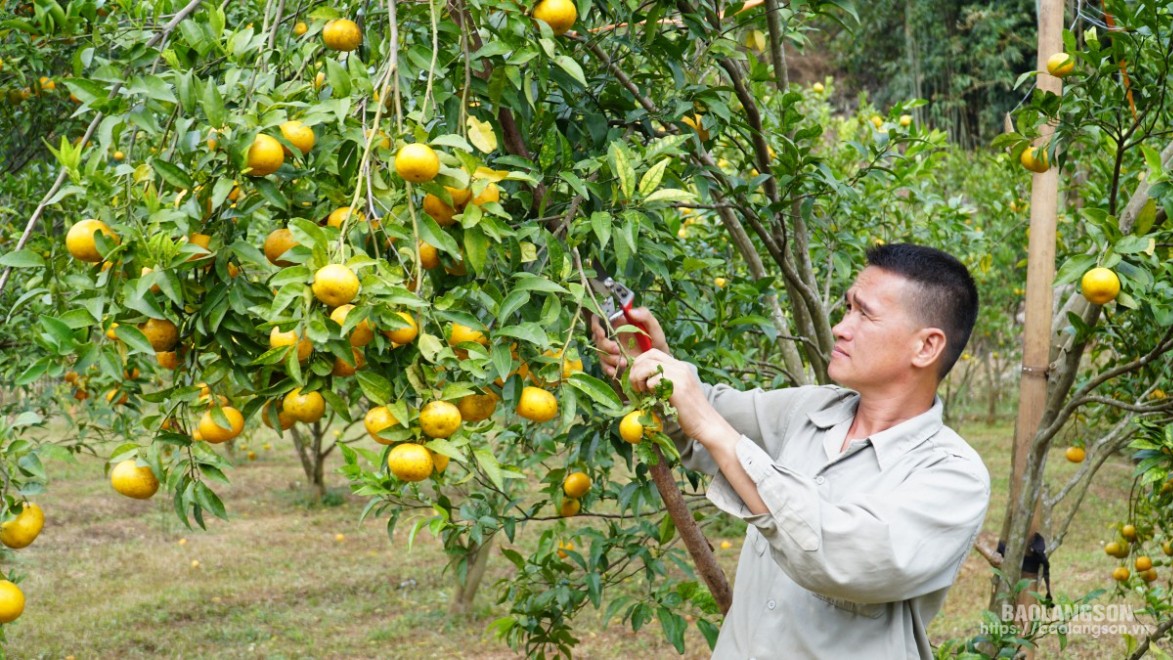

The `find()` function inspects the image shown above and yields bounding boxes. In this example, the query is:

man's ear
[912,328,947,370]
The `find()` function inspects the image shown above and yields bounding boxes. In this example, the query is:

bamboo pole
[1002,0,1064,633]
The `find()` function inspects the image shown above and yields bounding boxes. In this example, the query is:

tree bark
[449,535,496,615]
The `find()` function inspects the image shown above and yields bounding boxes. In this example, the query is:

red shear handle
[622,304,654,353]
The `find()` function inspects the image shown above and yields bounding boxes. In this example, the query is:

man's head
[828,244,978,391]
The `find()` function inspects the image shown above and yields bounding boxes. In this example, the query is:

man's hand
[589,307,669,378]
[628,349,738,447]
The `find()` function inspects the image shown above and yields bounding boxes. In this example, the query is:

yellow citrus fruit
[0,581,24,623]
[263,228,299,266]
[247,134,285,176]
[279,120,315,155]
[1020,146,1049,173]
[899,114,912,127]
[1123,524,1138,541]
[448,322,488,347]
[533,0,577,35]
[557,540,574,558]
[140,317,179,351]
[322,18,362,51]
[261,401,295,430]
[517,386,558,423]
[331,348,366,377]
[283,388,326,423]
[270,326,313,362]
[714,277,727,288]
[423,193,458,226]
[0,502,44,549]
[364,406,402,444]
[559,498,581,517]
[383,312,419,345]
[1047,52,1075,77]
[619,410,662,444]
[471,182,500,207]
[1080,267,1120,305]
[156,351,178,369]
[431,451,450,474]
[395,143,440,183]
[458,391,498,422]
[293,21,307,36]
[113,150,125,161]
[66,219,117,262]
[312,264,360,307]
[418,241,440,270]
[110,459,159,499]
[1163,541,1173,557]
[1065,446,1086,463]
[812,82,824,93]
[388,443,434,482]
[682,114,709,141]
[327,206,364,229]
[197,406,245,444]
[330,304,374,347]
[420,400,462,439]
[1136,556,1154,571]
[1113,566,1131,582]
[105,388,129,405]
[563,472,591,499]
[1143,568,1159,582]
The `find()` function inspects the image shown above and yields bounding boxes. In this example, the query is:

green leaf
[567,373,623,413]
[325,57,352,98]
[554,55,587,87]
[657,607,687,654]
[357,371,392,405]
[495,322,549,346]
[639,159,670,197]
[591,212,612,249]
[0,250,45,268]
[473,446,504,490]
[644,188,696,204]
[204,81,226,128]
[152,158,194,190]
[464,225,489,274]
[609,142,635,199]
[114,324,157,356]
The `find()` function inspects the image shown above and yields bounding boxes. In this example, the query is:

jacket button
[815,476,825,485]
[767,599,776,610]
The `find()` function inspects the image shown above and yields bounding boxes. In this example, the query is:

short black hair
[865,243,979,379]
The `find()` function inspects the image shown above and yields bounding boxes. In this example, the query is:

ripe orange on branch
[279,120,315,155]
[517,386,558,423]
[395,143,440,183]
[283,388,326,423]
[312,264,360,307]
[619,410,662,444]
[247,134,284,176]
[330,304,374,346]
[383,312,419,345]
[1080,267,1120,305]
[140,317,179,351]
[0,502,44,549]
[1046,52,1075,77]
[1020,146,1049,174]
[420,401,462,438]
[270,326,313,362]
[197,406,245,444]
[0,581,24,623]
[322,18,362,51]
[458,391,498,422]
[388,443,434,482]
[66,219,117,262]
[110,459,159,499]
[264,228,299,266]
[533,0,578,35]
[563,472,591,499]
[364,406,403,444]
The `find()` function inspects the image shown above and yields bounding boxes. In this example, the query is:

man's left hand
[628,350,736,447]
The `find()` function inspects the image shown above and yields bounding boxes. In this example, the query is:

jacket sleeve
[667,363,809,475]
[708,435,990,604]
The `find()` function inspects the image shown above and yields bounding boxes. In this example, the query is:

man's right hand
[589,307,669,379]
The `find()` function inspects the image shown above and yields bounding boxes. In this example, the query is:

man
[591,243,990,659]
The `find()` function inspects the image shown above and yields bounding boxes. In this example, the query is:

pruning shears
[589,260,653,353]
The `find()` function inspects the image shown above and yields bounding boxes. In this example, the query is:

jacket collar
[808,390,945,471]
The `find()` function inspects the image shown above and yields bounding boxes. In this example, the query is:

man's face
[827,267,927,392]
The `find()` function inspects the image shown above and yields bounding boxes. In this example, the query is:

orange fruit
[619,410,662,444]
[394,143,440,183]
[681,114,709,141]
[66,219,117,262]
[431,450,450,474]
[383,312,419,345]
[423,193,458,226]
[279,120,315,155]
[326,206,363,229]
[270,326,313,362]
[1142,568,1159,582]
[105,388,129,405]
[563,472,591,499]
[0,502,44,549]
[364,406,402,444]
[1080,267,1120,305]
[110,459,159,499]
[330,304,374,347]
[261,401,295,430]
[457,391,498,422]
[197,406,245,444]
[283,388,326,423]
[418,241,440,270]
[246,134,284,176]
[331,347,366,377]
[1113,566,1131,582]
[1020,146,1049,173]
[1046,52,1075,77]
[1136,556,1153,571]
[1123,524,1138,541]
[533,0,577,35]
[140,317,179,351]
[388,443,433,482]
[263,228,298,266]
[1065,446,1085,463]
[559,498,580,517]
[517,386,558,423]
[322,18,362,51]
[0,581,24,623]
[312,264,360,307]
[470,182,499,207]
[557,540,574,559]
[448,322,488,347]
[420,400,462,438]
[293,21,307,36]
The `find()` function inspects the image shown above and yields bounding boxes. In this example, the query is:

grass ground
[0,419,1156,658]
